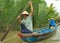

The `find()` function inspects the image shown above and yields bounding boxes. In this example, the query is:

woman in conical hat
[17,1,33,34]
[17,1,41,38]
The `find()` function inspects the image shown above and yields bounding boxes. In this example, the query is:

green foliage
[0,0,58,31]
[0,0,29,31]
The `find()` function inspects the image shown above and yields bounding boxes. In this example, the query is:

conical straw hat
[22,11,29,15]
[51,18,54,19]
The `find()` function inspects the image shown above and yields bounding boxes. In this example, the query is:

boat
[18,25,57,42]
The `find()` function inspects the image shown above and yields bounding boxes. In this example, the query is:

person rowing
[17,1,40,38]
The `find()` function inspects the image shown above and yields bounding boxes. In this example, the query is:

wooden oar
[1,23,14,41]
[0,1,29,41]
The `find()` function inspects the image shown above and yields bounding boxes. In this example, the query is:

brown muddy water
[0,25,60,43]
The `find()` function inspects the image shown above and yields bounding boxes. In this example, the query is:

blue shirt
[49,20,56,26]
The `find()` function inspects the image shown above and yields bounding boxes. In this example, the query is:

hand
[29,0,32,6]
[17,15,20,19]
[48,18,50,20]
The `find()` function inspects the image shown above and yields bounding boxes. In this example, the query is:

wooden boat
[18,25,57,42]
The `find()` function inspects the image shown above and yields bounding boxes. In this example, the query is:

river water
[0,25,60,43]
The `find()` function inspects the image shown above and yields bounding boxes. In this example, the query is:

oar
[0,1,29,41]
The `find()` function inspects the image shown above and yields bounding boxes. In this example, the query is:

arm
[29,0,33,16]
[48,18,50,21]
[17,15,21,24]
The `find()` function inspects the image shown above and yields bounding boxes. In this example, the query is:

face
[23,14,28,19]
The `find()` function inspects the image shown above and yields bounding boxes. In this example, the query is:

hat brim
[22,14,29,15]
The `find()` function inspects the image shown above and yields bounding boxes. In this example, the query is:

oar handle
[19,0,31,16]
